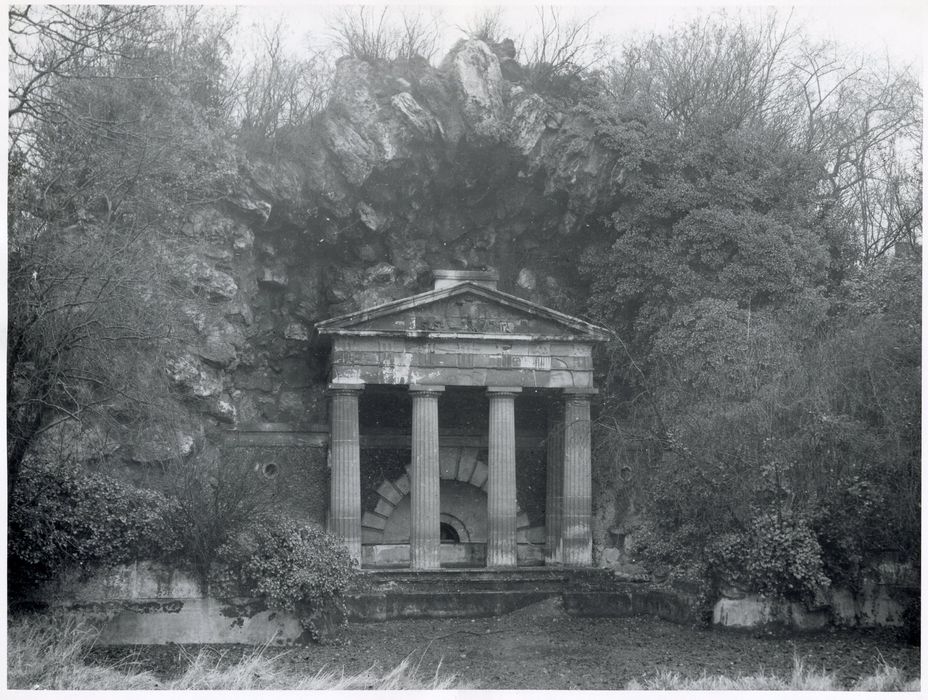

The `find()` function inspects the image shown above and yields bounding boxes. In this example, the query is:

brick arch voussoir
[360,447,531,545]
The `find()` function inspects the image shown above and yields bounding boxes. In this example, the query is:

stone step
[345,578,697,623]
[564,588,697,623]
[345,567,631,620]
[345,590,557,621]
[352,566,617,595]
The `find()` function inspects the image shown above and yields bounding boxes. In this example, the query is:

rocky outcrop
[80,38,629,479]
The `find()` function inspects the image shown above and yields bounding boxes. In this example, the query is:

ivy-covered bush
[8,460,180,595]
[217,515,359,642]
[707,515,830,601]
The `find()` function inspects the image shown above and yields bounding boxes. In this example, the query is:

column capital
[408,384,445,396]
[327,382,365,396]
[487,386,522,397]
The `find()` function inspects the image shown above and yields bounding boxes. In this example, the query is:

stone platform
[24,561,697,644]
[345,567,696,623]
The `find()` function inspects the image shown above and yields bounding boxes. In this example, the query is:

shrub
[167,450,277,586]
[8,460,180,596]
[707,514,830,601]
[217,515,359,642]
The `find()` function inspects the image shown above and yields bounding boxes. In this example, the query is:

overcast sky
[232,1,925,70]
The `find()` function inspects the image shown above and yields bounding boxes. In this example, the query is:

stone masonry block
[469,460,488,489]
[439,447,460,480]
[457,448,478,482]
[376,480,404,506]
[361,512,387,530]
[361,527,384,545]
[374,499,396,518]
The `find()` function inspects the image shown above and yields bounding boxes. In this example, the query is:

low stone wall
[38,560,201,603]
[598,545,918,632]
[713,581,917,630]
[22,558,917,643]
[563,586,697,624]
[27,561,307,646]
[95,598,306,645]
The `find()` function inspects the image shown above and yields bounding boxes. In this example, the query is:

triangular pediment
[316,283,609,341]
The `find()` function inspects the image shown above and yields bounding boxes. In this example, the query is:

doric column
[487,387,521,568]
[562,388,596,566]
[545,399,565,565]
[409,385,443,570]
[328,383,364,564]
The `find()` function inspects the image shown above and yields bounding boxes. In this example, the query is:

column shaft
[410,386,443,570]
[545,400,565,565]
[328,384,363,564]
[562,392,593,566]
[487,388,520,567]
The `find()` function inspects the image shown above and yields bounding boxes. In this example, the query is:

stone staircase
[344,567,642,621]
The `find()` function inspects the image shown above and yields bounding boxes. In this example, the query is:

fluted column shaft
[545,400,565,565]
[328,383,363,564]
[562,390,594,566]
[487,387,520,568]
[410,386,443,570]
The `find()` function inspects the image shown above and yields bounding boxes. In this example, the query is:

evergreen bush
[8,460,180,595]
[217,515,359,642]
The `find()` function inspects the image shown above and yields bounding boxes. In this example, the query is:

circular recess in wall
[259,462,279,479]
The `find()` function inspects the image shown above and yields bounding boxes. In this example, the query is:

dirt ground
[88,600,920,689]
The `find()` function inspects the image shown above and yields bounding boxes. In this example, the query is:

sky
[230,1,925,70]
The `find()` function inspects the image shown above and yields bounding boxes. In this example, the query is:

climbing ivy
[217,515,359,642]
[8,460,180,595]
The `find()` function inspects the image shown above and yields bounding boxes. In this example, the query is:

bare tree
[606,11,801,134]
[235,20,334,146]
[606,10,921,261]
[167,447,278,586]
[460,7,508,44]
[8,5,152,121]
[7,6,236,492]
[396,9,442,61]
[792,43,922,259]
[327,6,441,63]
[520,7,609,91]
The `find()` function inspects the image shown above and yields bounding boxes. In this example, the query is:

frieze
[357,294,565,336]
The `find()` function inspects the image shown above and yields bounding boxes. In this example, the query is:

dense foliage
[217,516,359,641]
[580,21,920,600]
[8,460,180,593]
[7,6,239,492]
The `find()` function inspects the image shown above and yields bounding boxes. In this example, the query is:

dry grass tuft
[7,612,462,690]
[627,655,919,691]
[7,613,160,690]
[850,662,920,692]
[164,648,462,690]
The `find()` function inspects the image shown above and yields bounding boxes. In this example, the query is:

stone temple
[315,269,609,569]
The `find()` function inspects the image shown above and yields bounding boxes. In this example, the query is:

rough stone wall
[219,441,329,524]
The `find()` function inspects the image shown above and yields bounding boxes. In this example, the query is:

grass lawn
[9,600,920,690]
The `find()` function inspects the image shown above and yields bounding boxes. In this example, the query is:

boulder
[165,354,223,399]
[184,258,238,301]
[129,425,198,464]
[198,321,245,369]
[257,266,288,288]
[443,40,506,140]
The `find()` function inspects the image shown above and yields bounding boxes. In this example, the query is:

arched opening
[440,522,461,543]
[360,447,540,567]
